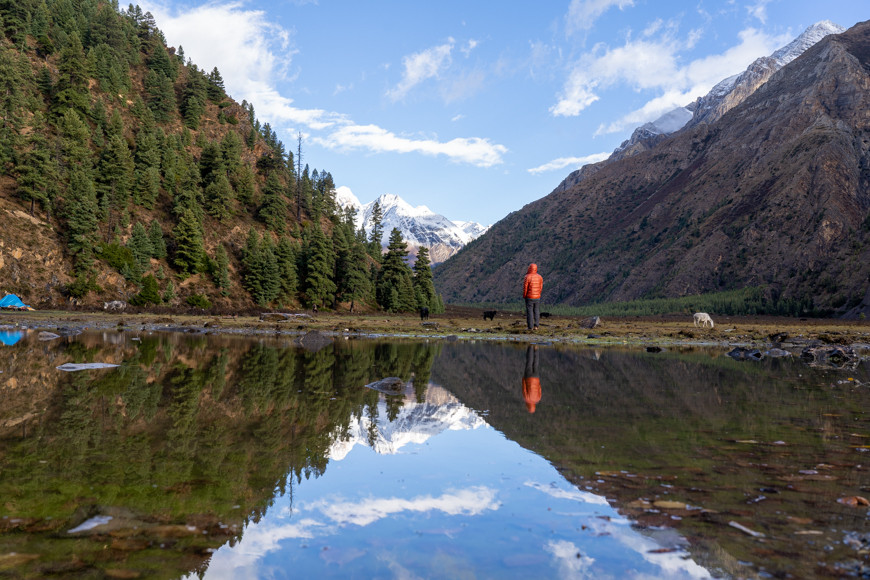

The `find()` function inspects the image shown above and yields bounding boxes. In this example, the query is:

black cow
[483,310,496,321]
[420,307,430,321]
[540,312,552,318]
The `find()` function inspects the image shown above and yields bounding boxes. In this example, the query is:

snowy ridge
[771,20,844,66]
[611,21,843,158]
[328,384,486,460]
[335,187,490,264]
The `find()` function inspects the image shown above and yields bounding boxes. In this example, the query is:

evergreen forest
[0,0,443,314]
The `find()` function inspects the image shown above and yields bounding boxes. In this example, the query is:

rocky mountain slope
[556,21,845,193]
[433,20,870,317]
[336,188,489,264]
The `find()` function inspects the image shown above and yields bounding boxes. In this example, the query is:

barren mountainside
[434,20,870,317]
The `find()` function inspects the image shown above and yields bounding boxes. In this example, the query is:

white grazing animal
[693,312,714,328]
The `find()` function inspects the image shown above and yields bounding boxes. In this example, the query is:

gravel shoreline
[2,309,869,356]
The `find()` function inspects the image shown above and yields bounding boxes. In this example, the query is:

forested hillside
[0,0,441,313]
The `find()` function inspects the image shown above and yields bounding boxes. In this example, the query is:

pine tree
[213,243,231,295]
[89,3,127,53]
[206,66,225,101]
[241,227,263,301]
[89,43,130,96]
[220,130,243,175]
[16,112,56,216]
[259,235,281,305]
[146,36,175,79]
[128,221,153,271]
[143,69,176,122]
[377,228,416,312]
[172,207,205,274]
[344,238,373,309]
[130,273,161,306]
[148,219,167,259]
[53,31,90,116]
[413,246,440,312]
[242,228,280,306]
[97,133,135,235]
[333,217,371,307]
[258,172,286,232]
[300,225,336,308]
[275,236,298,303]
[134,127,161,171]
[0,0,30,46]
[59,109,92,175]
[205,173,233,221]
[180,65,207,129]
[233,163,256,207]
[36,65,53,100]
[0,45,25,168]
[368,200,384,259]
[65,167,99,273]
[133,166,160,208]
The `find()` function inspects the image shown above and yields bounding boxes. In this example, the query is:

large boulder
[800,346,859,368]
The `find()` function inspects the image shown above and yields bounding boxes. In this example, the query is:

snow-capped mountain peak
[336,187,490,264]
[771,20,845,66]
[328,384,486,460]
[334,185,361,210]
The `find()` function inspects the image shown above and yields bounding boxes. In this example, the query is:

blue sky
[140,0,867,226]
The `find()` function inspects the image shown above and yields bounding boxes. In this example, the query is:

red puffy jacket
[523,377,541,413]
[523,264,543,299]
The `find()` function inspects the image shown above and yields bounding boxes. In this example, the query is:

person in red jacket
[522,344,542,413]
[522,263,543,330]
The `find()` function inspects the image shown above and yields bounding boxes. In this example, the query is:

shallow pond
[0,330,869,578]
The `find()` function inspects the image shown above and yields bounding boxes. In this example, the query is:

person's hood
[526,264,537,274]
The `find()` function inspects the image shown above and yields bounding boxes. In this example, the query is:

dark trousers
[525,298,540,329]
[524,344,539,377]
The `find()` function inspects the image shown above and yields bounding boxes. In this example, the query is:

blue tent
[0,294,31,309]
[0,331,24,346]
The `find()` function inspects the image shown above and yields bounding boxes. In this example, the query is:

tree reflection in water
[0,333,439,579]
[0,333,868,578]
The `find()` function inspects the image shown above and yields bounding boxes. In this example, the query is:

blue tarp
[0,331,24,346]
[0,294,30,309]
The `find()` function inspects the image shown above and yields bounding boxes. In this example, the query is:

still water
[0,329,869,579]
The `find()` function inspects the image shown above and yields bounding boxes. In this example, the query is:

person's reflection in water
[522,344,542,413]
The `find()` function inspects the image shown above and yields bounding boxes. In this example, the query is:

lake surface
[1,329,868,579]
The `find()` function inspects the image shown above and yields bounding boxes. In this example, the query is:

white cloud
[527,153,610,174]
[309,486,500,527]
[202,518,329,577]
[747,0,773,24]
[140,2,504,168]
[546,540,596,577]
[140,0,341,132]
[594,90,694,135]
[387,39,455,101]
[552,24,789,125]
[551,35,680,117]
[314,124,507,167]
[333,83,352,96]
[566,0,636,35]
[525,481,612,505]
[461,39,480,57]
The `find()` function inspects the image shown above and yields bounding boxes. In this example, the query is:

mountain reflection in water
[0,331,867,578]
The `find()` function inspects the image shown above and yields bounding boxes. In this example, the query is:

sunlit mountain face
[335,188,489,264]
